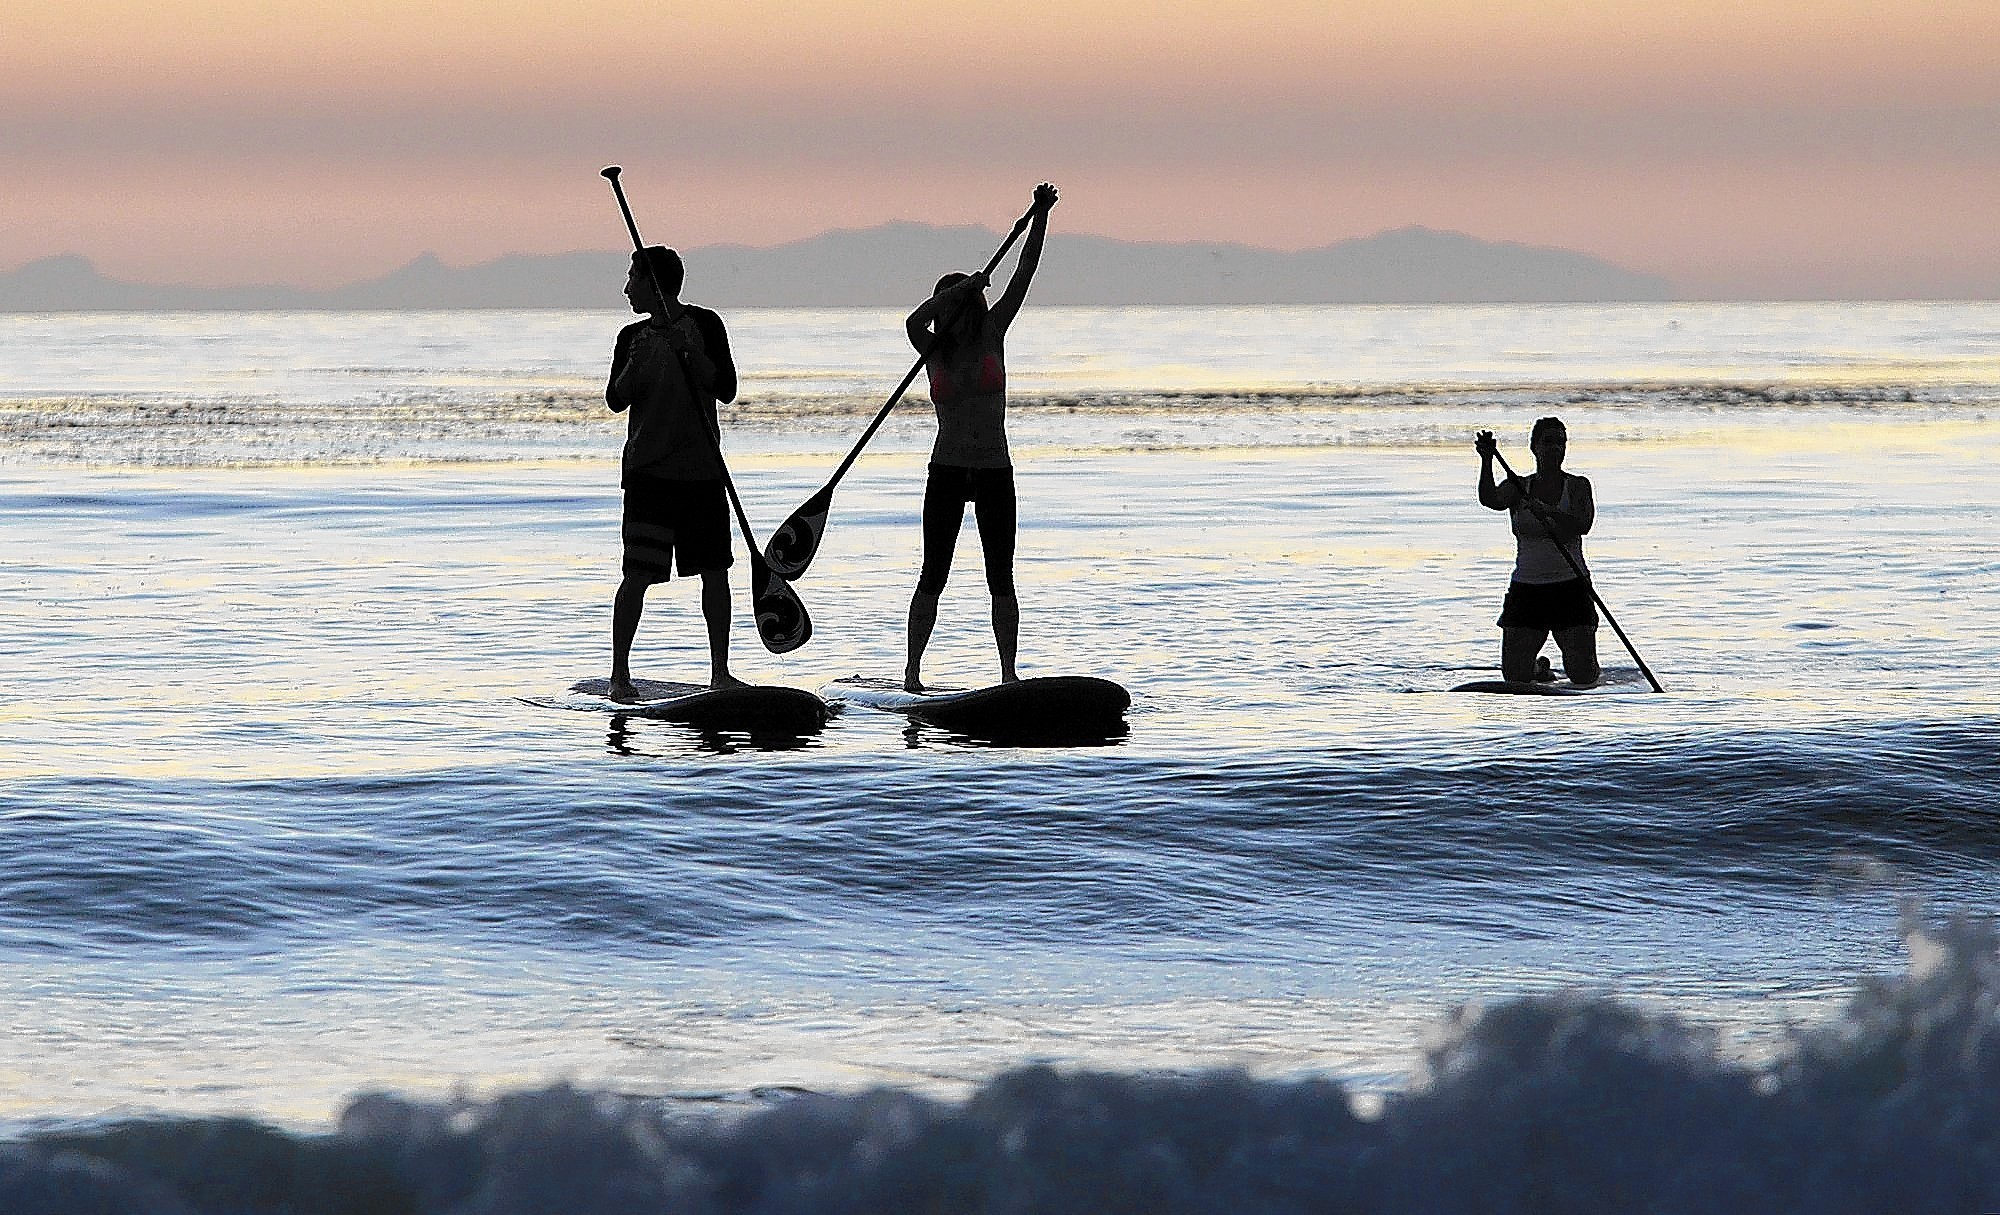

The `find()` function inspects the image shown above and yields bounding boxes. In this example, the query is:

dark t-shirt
[606,305,736,480]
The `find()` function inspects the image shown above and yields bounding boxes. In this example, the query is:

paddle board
[559,678,828,733]
[821,675,1130,738]
[1450,679,1593,696]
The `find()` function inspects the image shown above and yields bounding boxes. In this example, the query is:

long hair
[928,272,988,360]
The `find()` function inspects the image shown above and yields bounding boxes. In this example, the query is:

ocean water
[1,303,1998,1210]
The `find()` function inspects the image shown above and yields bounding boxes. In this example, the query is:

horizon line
[2,222,1647,292]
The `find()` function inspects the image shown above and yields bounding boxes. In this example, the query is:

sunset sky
[5,0,1997,298]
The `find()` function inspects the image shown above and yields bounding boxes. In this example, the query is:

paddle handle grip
[601,167,647,254]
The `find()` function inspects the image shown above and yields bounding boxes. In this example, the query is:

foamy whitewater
[1,303,1998,1210]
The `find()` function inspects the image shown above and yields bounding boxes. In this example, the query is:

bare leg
[970,480,1018,685]
[992,592,1019,683]
[610,577,648,701]
[905,590,940,692]
[1553,624,1600,686]
[701,568,743,688]
[1501,627,1548,683]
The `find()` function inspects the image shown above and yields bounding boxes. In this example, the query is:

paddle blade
[750,558,812,654]
[764,486,832,581]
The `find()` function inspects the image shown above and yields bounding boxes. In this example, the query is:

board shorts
[917,463,1015,596]
[621,474,731,584]
[1498,577,1597,632]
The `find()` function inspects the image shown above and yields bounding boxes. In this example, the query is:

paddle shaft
[818,204,1040,492]
[602,169,769,564]
[1492,448,1665,693]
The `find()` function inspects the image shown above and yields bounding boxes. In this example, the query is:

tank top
[1510,473,1590,584]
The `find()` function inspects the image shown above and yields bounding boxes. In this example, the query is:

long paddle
[600,166,810,655]
[761,203,1040,581]
[1492,446,1664,693]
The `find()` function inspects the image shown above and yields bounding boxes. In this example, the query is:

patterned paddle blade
[764,486,831,581]
[751,559,812,654]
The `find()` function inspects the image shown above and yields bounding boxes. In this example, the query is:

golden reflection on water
[6,408,1998,782]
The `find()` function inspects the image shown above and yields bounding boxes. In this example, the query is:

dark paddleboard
[562,678,827,733]
[822,675,1130,739]
[1451,679,1593,696]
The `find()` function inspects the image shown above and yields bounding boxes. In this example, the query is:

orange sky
[5,0,1998,297]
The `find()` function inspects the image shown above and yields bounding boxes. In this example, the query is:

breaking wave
[7,911,1998,1213]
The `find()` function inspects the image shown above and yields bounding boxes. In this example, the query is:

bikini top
[927,351,1005,404]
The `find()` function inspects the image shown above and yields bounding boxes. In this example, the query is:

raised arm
[1475,430,1521,511]
[905,302,937,358]
[906,273,989,356]
[988,183,1058,333]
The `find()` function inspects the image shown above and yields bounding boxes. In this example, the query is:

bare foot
[904,671,926,693]
[1000,671,1020,684]
[607,678,641,703]
[710,671,748,690]
[1532,657,1556,683]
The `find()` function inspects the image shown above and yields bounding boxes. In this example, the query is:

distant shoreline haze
[0,226,1675,311]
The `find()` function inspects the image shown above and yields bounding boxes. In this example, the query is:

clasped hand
[638,316,698,354]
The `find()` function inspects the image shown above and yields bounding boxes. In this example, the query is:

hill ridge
[0,225,1674,310]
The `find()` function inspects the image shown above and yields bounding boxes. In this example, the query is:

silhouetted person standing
[1476,417,1602,685]
[902,183,1058,692]
[607,246,741,701]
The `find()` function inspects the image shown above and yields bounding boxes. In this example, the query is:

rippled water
[1,305,1997,1144]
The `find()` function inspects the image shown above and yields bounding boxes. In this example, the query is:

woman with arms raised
[901,182,1058,692]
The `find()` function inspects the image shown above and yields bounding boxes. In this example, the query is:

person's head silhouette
[929,272,988,350]
[1529,416,1568,471]
[624,246,684,315]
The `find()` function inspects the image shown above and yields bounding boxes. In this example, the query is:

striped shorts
[621,475,731,583]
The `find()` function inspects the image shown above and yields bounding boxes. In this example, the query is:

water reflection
[899,719,1131,750]
[603,714,824,758]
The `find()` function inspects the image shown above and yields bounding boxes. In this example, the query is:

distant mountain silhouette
[0,254,317,310]
[0,226,1673,311]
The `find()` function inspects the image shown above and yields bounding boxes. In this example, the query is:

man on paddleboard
[605,246,741,701]
[1475,417,1601,686]
[901,182,1058,692]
